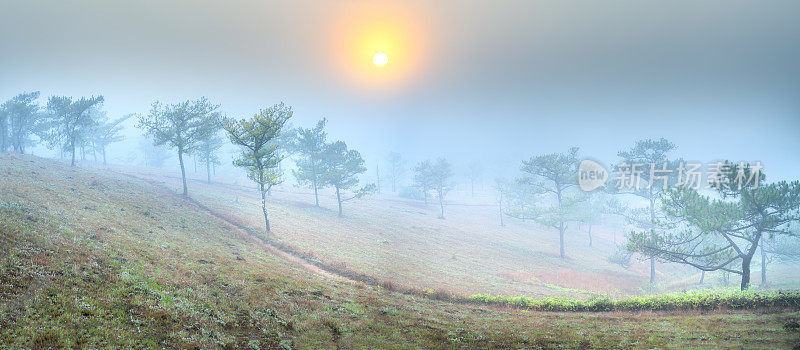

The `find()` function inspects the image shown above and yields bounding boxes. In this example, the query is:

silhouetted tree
[224,103,292,232]
[293,118,327,206]
[137,97,221,196]
[760,233,800,285]
[2,91,42,153]
[494,178,512,227]
[518,147,581,259]
[467,162,482,197]
[615,138,678,283]
[138,137,171,168]
[90,113,131,165]
[196,134,224,184]
[413,160,434,205]
[0,105,7,152]
[387,151,405,193]
[320,140,373,217]
[430,158,453,219]
[43,95,104,166]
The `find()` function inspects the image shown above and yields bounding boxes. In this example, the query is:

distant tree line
[493,138,800,290]
[0,91,128,166]
[4,90,798,290]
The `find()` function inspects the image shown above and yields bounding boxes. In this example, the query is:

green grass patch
[469,289,800,312]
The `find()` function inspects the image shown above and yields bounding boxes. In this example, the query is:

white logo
[578,159,608,191]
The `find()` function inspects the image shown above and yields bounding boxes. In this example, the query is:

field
[2,153,800,348]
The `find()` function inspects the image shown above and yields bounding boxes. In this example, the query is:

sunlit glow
[373,52,388,66]
[328,3,429,89]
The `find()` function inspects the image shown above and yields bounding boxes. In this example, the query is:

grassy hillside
[2,154,800,349]
[123,166,719,299]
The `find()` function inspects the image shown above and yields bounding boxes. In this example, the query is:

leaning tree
[137,97,221,196]
[223,103,292,233]
[628,162,800,290]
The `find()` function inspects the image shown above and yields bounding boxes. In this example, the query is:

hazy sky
[2,0,799,181]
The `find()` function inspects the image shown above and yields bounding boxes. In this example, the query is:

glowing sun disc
[373,52,388,66]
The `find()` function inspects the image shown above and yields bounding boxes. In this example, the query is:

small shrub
[398,186,425,200]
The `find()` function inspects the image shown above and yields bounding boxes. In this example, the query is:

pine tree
[224,103,292,232]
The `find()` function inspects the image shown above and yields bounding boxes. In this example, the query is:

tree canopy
[320,140,372,217]
[224,103,292,232]
[137,97,222,195]
[628,162,800,290]
[293,118,328,207]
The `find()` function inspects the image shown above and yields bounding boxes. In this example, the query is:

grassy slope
[1,153,799,349]
[127,166,702,299]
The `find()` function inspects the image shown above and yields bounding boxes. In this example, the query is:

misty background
[2,0,799,184]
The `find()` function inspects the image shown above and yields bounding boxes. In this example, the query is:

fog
[2,0,799,183]
[3,2,800,346]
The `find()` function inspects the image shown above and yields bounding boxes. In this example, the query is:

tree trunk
[206,158,211,184]
[499,191,504,227]
[178,149,188,196]
[260,183,270,232]
[313,178,319,207]
[470,179,474,198]
[699,270,705,284]
[70,140,76,167]
[335,186,342,217]
[760,243,767,286]
[438,189,444,219]
[648,195,656,283]
[557,189,565,258]
[741,255,752,290]
[587,224,593,247]
[102,147,107,166]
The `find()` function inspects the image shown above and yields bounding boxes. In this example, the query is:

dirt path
[114,171,359,284]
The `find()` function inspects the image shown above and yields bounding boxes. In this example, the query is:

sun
[373,52,388,66]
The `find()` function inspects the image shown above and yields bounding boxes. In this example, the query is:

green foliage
[2,91,42,153]
[517,147,581,258]
[413,160,434,203]
[137,97,221,194]
[41,95,106,166]
[469,289,800,312]
[292,118,327,205]
[137,97,222,154]
[89,113,131,165]
[319,140,369,216]
[398,186,424,200]
[224,103,292,230]
[629,162,800,290]
[320,141,366,192]
[607,244,633,268]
